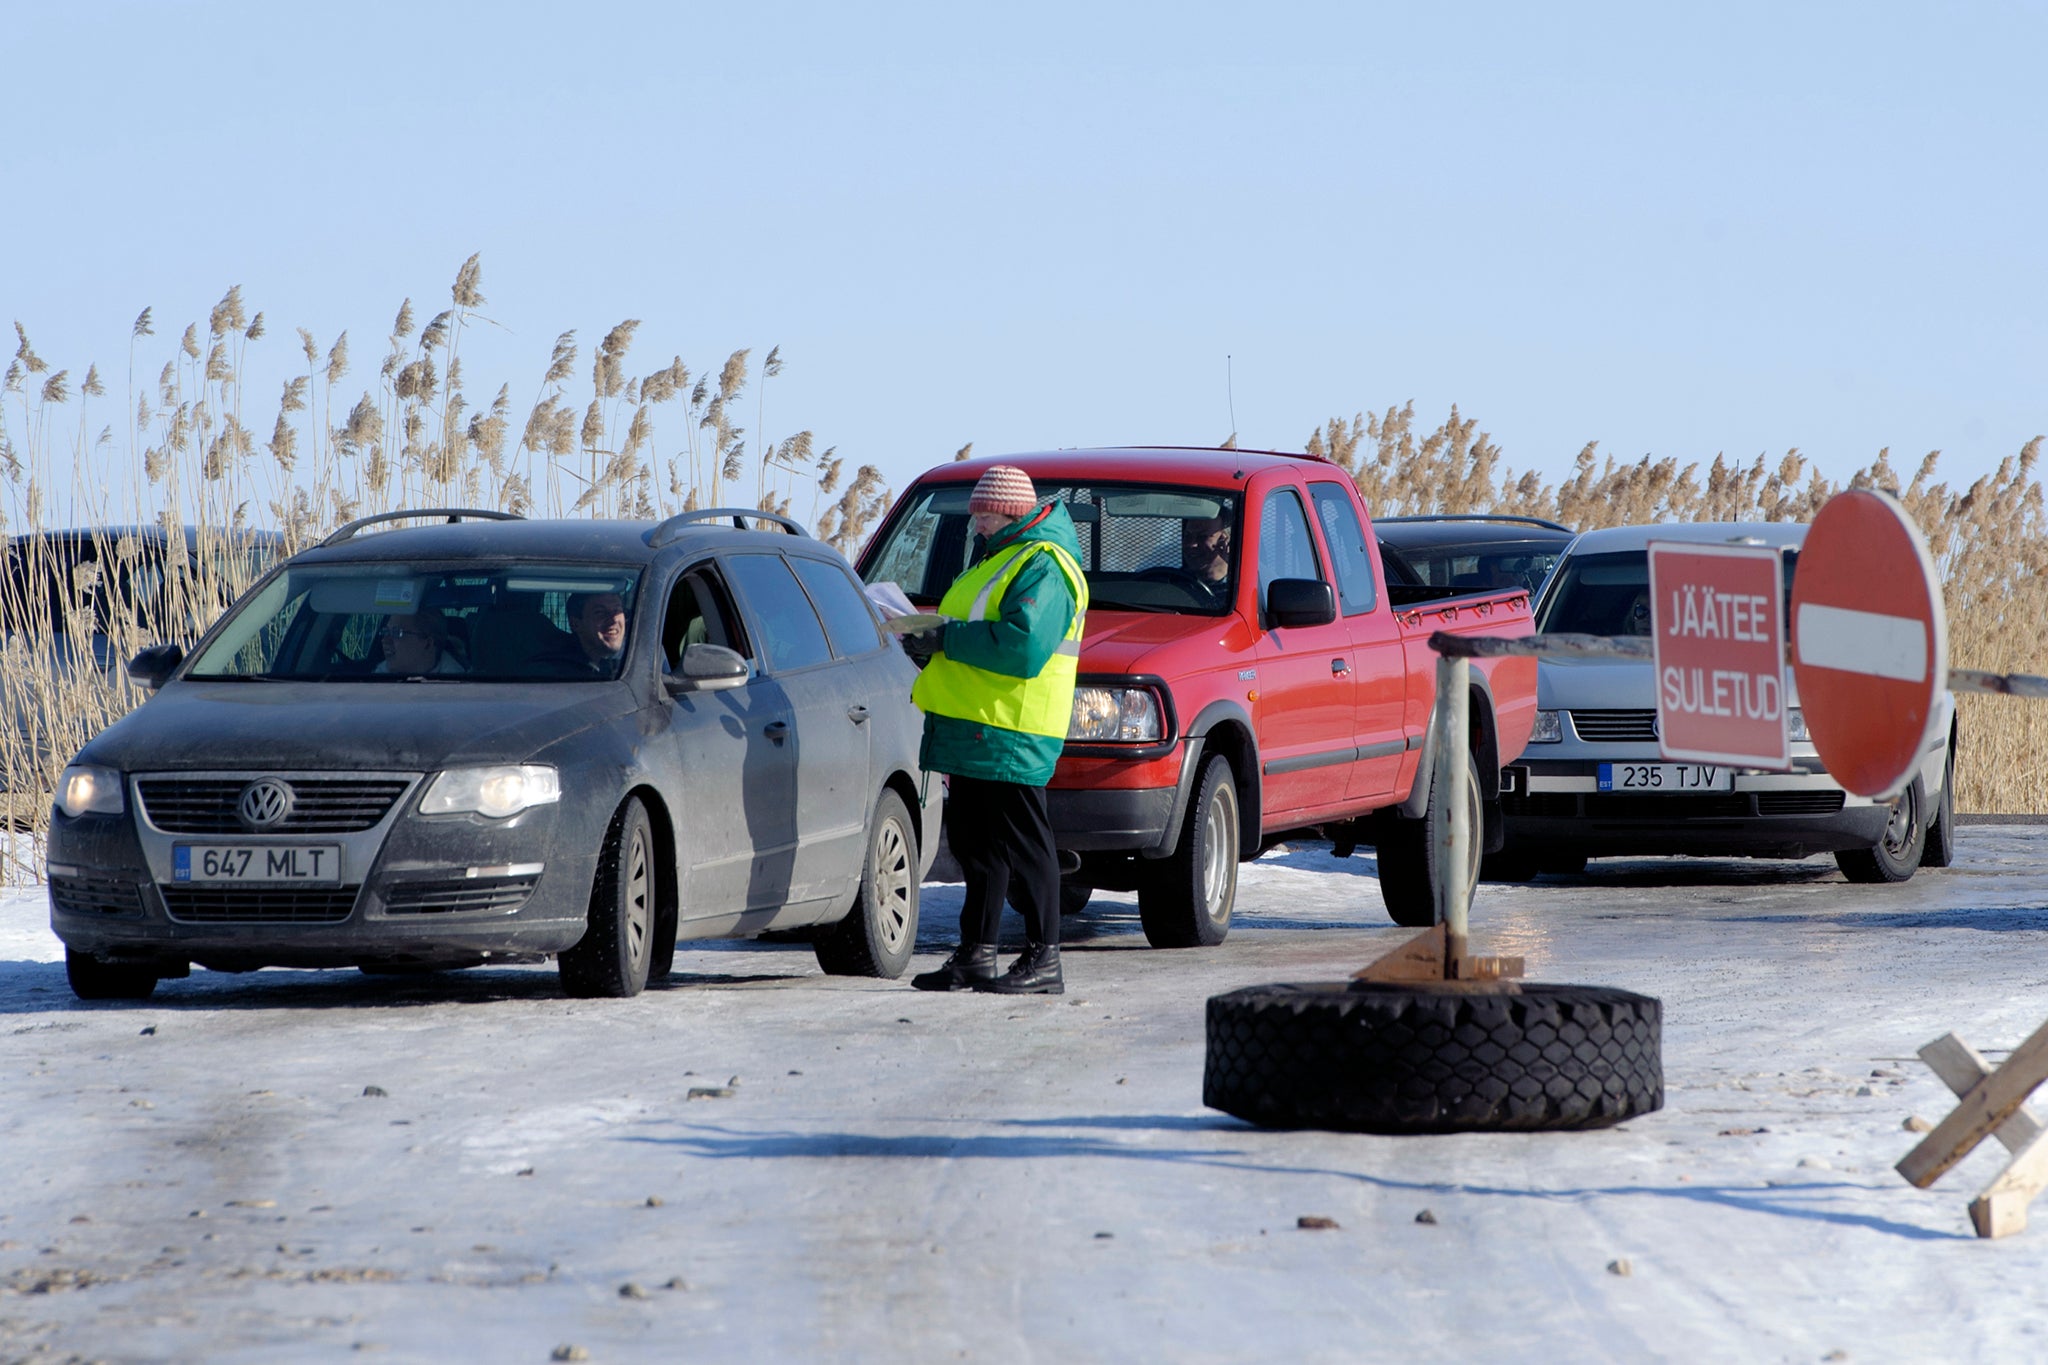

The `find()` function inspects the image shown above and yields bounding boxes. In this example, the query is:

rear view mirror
[125,642,184,690]
[663,642,749,695]
[1265,578,1336,628]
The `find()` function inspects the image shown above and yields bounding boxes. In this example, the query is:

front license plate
[173,844,343,883]
[1598,763,1734,793]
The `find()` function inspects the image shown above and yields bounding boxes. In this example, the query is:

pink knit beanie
[967,465,1038,519]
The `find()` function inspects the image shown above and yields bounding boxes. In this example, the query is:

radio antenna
[1226,355,1238,443]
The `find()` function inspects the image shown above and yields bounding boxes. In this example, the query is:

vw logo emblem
[237,778,295,831]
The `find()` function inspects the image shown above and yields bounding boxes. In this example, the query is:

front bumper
[48,771,594,971]
[1501,758,1892,858]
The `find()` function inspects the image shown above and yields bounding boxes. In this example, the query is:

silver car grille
[1568,709,1659,742]
[136,777,413,834]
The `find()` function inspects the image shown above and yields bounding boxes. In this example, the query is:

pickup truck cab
[857,447,1538,939]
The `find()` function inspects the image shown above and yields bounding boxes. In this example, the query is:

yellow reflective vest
[911,539,1089,740]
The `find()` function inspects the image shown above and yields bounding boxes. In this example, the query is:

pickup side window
[1257,488,1324,609]
[1307,482,1377,615]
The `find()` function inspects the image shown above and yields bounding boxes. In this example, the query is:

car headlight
[1069,686,1164,742]
[1786,707,1810,743]
[420,765,562,818]
[57,765,125,818]
[1529,709,1562,744]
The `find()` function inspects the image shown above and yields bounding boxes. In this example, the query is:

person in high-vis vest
[908,465,1088,995]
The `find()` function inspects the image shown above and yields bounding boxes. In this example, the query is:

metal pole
[1431,653,1473,964]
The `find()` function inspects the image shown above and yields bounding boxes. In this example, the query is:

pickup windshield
[863,481,1242,615]
[184,561,644,682]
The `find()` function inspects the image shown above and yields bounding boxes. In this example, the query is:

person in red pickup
[908,465,1090,995]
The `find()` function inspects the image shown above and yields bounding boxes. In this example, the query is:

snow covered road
[4,829,2047,1363]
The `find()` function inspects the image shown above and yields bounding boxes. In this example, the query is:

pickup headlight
[1786,707,1810,743]
[57,765,125,818]
[420,765,561,819]
[1069,686,1163,743]
[1529,709,1563,744]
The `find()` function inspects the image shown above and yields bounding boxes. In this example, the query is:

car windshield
[862,480,1242,615]
[1381,538,1566,596]
[1536,547,1798,636]
[184,561,644,681]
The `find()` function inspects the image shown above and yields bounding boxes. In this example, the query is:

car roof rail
[1374,513,1575,534]
[645,507,811,548]
[318,508,525,548]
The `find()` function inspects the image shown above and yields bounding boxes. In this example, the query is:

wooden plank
[1919,1033,2046,1154]
[1898,1016,2048,1189]
[1969,1127,2048,1239]
[1353,924,1447,982]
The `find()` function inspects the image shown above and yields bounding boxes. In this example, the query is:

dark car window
[1257,488,1324,608]
[1537,547,1800,636]
[661,564,749,667]
[725,553,833,673]
[790,557,885,659]
[1307,482,1377,616]
[184,561,643,681]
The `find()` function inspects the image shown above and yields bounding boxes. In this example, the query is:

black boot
[975,943,1063,995]
[911,944,998,992]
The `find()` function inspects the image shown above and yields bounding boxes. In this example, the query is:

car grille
[50,874,145,918]
[137,778,412,834]
[382,875,539,916]
[1568,710,1659,742]
[160,885,360,923]
[1505,790,1846,820]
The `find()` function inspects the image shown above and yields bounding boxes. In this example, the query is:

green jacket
[918,501,1083,785]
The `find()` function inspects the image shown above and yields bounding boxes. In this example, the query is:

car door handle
[764,720,790,743]
[1331,658,1352,676]
[847,705,870,724]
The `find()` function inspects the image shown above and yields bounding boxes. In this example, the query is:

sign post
[1789,488,1947,798]
[1648,542,1789,770]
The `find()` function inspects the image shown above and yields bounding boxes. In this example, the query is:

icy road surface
[4,829,2048,1364]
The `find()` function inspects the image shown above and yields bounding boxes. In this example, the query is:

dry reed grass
[0,256,887,882]
[1309,405,2048,815]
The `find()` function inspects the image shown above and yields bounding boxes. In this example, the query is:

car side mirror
[662,642,750,695]
[1265,578,1336,628]
[125,642,184,690]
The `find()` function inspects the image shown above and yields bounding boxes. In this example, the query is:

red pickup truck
[857,447,1537,943]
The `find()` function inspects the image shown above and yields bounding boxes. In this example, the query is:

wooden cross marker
[1896,1018,2048,1238]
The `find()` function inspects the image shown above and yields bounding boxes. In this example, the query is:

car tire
[1137,754,1238,948]
[1921,733,1957,869]
[1204,981,1664,1133]
[1376,752,1482,928]
[814,788,919,979]
[1480,852,1539,883]
[1059,879,1093,917]
[1836,776,1927,884]
[66,949,158,1002]
[559,796,656,998]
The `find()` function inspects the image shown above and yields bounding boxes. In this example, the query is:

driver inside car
[1181,516,1232,596]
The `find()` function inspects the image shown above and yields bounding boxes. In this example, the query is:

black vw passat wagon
[48,508,936,1000]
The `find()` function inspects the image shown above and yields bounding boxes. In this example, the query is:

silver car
[1495,521,1956,883]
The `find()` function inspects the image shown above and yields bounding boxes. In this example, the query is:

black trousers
[945,774,1060,949]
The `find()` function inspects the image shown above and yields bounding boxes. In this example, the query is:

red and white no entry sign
[1790,489,1947,798]
[1648,541,1789,768]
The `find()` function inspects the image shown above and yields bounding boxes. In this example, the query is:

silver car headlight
[1069,686,1164,742]
[1529,709,1563,744]
[420,765,562,818]
[1786,707,1810,743]
[57,765,125,818]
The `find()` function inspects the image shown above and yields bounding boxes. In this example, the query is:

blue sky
[5,2,2044,513]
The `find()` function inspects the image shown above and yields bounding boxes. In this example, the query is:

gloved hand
[900,626,943,668]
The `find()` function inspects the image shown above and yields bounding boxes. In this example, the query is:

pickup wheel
[1138,754,1238,948]
[1836,775,1926,884]
[559,797,655,998]
[1204,981,1664,1132]
[1376,751,1482,927]
[814,788,919,979]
